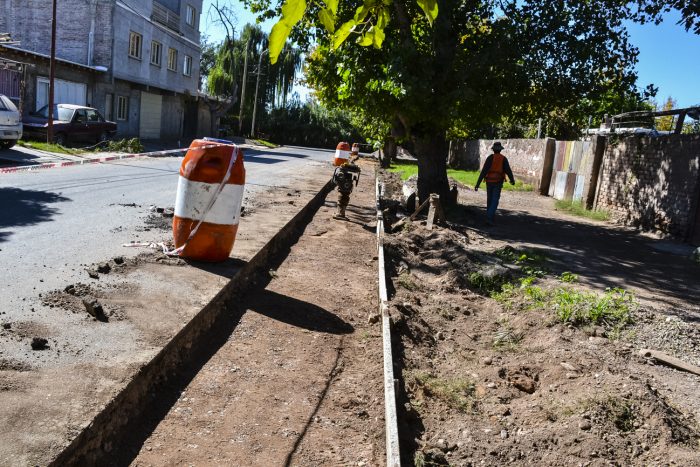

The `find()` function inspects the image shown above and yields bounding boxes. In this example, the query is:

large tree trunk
[413,133,451,205]
[381,138,396,168]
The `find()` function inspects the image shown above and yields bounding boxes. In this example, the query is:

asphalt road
[0,145,333,314]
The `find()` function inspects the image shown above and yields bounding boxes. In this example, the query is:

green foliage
[409,371,476,412]
[560,272,579,283]
[495,246,548,277]
[555,200,610,221]
[269,0,306,64]
[259,100,364,147]
[106,138,144,154]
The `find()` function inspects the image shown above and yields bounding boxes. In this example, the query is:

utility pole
[238,39,249,135]
[47,0,57,143]
[250,48,268,138]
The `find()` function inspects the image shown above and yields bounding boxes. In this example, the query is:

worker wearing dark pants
[475,142,515,225]
[333,162,360,219]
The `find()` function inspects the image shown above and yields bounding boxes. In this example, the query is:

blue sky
[201,2,700,108]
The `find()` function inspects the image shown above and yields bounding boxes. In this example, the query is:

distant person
[474,142,515,225]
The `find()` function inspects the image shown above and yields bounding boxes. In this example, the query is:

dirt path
[458,187,700,315]
[128,161,385,466]
[380,174,700,466]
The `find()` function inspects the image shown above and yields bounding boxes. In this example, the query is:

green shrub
[106,138,144,154]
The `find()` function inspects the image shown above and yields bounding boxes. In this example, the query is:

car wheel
[98,131,109,144]
[54,133,67,146]
[0,140,14,150]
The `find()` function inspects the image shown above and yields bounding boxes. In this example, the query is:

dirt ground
[0,162,334,466]
[127,159,385,466]
[382,173,700,466]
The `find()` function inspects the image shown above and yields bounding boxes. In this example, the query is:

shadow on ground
[0,187,71,242]
[459,203,700,313]
[248,289,354,334]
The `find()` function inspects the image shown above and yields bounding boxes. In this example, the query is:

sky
[201,1,700,109]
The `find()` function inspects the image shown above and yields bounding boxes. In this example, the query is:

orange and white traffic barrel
[173,138,245,262]
[334,141,351,166]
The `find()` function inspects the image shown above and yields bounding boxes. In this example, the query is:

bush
[106,138,144,154]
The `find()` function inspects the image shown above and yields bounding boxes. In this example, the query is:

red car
[23,104,117,145]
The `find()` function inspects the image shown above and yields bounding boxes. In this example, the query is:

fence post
[539,137,556,196]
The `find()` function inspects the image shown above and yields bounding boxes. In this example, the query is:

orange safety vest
[485,153,506,183]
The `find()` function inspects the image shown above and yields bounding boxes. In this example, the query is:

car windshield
[34,105,74,121]
[0,96,16,112]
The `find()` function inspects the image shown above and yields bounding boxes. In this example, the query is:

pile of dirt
[384,220,700,465]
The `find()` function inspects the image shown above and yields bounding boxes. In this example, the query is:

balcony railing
[151,2,180,33]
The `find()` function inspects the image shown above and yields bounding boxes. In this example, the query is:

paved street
[0,145,332,315]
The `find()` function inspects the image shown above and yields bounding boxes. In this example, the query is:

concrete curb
[49,178,336,466]
[376,175,401,467]
[0,147,195,174]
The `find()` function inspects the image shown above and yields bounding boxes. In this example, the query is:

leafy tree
[246,0,699,201]
[656,96,678,131]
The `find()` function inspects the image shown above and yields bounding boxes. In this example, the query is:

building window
[168,48,178,71]
[117,96,128,121]
[150,41,162,66]
[129,32,142,59]
[186,5,196,27]
[183,55,192,76]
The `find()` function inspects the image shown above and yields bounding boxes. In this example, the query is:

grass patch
[409,371,476,412]
[18,140,85,155]
[388,162,533,191]
[559,271,578,283]
[253,138,278,148]
[555,199,610,221]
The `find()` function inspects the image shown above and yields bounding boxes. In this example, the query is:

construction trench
[34,159,391,466]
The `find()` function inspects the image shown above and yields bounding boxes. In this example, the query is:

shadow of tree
[0,187,71,242]
[464,204,700,314]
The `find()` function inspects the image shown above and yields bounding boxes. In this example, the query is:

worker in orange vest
[474,142,515,225]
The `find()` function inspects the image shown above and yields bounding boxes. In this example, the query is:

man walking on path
[475,142,515,225]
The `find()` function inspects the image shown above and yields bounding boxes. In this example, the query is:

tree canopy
[242,0,699,200]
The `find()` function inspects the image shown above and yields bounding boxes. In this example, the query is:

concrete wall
[449,138,552,190]
[595,134,700,239]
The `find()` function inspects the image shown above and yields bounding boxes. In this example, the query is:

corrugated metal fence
[548,140,596,202]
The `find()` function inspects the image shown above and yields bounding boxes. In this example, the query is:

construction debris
[639,349,700,376]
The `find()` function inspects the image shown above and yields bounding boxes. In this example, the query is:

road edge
[48,178,335,466]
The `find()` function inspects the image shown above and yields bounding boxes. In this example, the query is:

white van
[0,94,22,150]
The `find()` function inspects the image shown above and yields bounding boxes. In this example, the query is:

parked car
[0,94,22,150]
[23,104,117,145]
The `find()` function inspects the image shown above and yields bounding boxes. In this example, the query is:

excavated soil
[382,173,700,466]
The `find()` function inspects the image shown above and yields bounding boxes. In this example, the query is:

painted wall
[548,136,605,207]
[595,134,700,239]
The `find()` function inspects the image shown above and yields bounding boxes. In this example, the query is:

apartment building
[0,0,212,140]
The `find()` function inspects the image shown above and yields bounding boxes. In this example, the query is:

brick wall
[595,134,700,238]
[0,0,114,67]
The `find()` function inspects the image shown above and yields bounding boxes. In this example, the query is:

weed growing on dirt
[560,271,578,283]
[555,200,610,221]
[495,246,548,277]
[409,371,476,412]
[493,320,524,350]
[551,287,634,328]
[397,272,419,291]
[468,271,510,294]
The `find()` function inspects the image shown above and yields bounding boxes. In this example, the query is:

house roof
[0,44,107,73]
